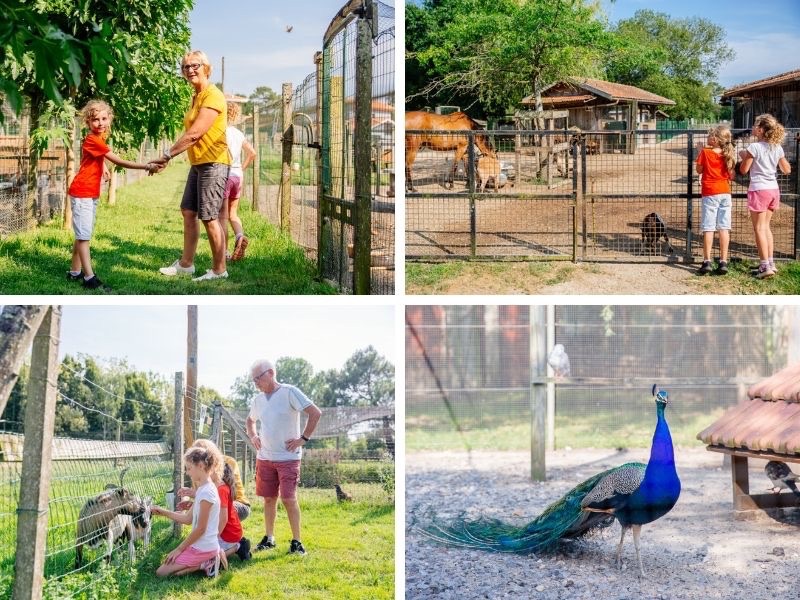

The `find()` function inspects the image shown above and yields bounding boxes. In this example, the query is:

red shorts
[748,189,780,213]
[225,174,242,200]
[256,459,301,499]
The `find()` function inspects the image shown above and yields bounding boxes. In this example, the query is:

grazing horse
[405,111,496,192]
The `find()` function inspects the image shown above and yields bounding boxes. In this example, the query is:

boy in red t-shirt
[67,100,156,290]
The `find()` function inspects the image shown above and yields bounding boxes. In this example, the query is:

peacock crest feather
[417,385,681,576]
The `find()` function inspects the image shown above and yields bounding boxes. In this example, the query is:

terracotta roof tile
[697,362,800,455]
[522,79,675,107]
[722,68,800,97]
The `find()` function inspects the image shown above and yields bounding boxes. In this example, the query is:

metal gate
[406,128,800,262]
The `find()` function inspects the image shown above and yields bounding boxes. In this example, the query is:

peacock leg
[631,524,644,578]
[615,525,628,569]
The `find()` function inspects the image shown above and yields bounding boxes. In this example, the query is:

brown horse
[405,111,496,192]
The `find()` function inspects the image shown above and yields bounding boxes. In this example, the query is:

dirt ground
[406,447,800,600]
[405,259,756,295]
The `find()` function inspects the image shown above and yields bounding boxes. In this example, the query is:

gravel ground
[406,448,800,600]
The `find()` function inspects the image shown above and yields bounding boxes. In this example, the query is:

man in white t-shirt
[245,358,322,556]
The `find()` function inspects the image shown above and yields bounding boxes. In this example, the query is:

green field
[0,162,335,295]
[0,458,394,600]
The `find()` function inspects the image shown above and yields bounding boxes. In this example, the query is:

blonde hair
[227,101,241,123]
[181,50,212,78]
[184,444,221,476]
[754,114,785,146]
[80,100,113,138]
[192,438,225,480]
[707,125,736,174]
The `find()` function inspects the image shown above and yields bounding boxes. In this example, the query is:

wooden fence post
[12,306,61,600]
[172,371,184,537]
[353,2,374,295]
[315,51,324,277]
[184,306,197,450]
[530,306,547,481]
[251,104,261,212]
[281,83,293,232]
[0,305,50,413]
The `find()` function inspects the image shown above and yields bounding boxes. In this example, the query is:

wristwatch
[162,149,172,162]
[300,435,310,442]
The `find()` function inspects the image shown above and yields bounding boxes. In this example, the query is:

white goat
[106,496,152,562]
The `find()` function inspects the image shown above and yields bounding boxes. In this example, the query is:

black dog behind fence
[406,128,800,263]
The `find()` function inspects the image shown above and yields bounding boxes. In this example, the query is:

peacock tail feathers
[417,462,645,554]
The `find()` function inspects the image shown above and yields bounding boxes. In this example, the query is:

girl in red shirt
[695,125,735,275]
[67,100,155,290]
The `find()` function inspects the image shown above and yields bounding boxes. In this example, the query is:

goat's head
[132,497,152,531]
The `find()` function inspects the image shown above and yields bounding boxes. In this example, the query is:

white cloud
[720,32,799,87]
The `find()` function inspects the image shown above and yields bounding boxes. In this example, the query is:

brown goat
[75,487,146,568]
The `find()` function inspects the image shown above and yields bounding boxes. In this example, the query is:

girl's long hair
[708,125,735,174]
[755,114,786,146]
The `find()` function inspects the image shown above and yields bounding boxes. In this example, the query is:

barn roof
[522,78,675,108]
[697,361,800,455]
[721,68,800,98]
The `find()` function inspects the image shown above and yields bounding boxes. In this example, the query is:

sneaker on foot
[159,260,195,277]
[715,260,729,275]
[756,264,776,279]
[192,269,228,282]
[236,537,252,560]
[696,260,713,275]
[82,275,110,291]
[256,535,276,551]
[66,271,83,282]
[232,235,249,261]
[289,539,306,556]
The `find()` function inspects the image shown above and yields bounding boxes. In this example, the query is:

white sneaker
[159,260,195,276]
[192,269,228,282]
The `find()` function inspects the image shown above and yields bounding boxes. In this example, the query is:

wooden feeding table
[697,362,800,517]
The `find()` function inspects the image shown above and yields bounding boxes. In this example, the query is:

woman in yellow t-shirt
[153,49,231,282]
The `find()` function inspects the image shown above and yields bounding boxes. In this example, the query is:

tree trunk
[0,305,50,414]
[25,95,43,227]
[63,116,77,229]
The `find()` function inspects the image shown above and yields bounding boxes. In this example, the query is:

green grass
[0,162,335,295]
[711,258,800,294]
[1,480,394,600]
[407,406,727,452]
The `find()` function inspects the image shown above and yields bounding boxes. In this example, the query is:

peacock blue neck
[646,402,676,471]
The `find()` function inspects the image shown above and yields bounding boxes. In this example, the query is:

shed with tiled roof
[522,78,675,154]
[720,68,800,130]
[697,361,800,515]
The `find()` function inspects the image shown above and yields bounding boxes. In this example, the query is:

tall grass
[0,162,335,295]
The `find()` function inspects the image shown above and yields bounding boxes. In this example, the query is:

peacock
[418,385,681,577]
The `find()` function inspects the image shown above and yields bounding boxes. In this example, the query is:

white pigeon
[547,344,570,378]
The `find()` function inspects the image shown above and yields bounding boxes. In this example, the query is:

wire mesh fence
[406,128,800,262]
[406,305,792,454]
[245,0,395,294]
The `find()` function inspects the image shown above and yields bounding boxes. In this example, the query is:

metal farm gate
[406,128,800,262]
[320,0,395,294]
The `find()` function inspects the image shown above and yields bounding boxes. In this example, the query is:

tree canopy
[406,1,735,119]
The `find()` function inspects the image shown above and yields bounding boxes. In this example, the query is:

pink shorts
[225,174,242,200]
[256,459,301,499]
[173,545,218,568]
[748,189,780,213]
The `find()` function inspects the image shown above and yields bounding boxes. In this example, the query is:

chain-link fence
[1,103,165,236]
[406,128,800,262]
[406,305,793,454]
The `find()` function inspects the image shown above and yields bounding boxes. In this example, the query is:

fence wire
[406,305,790,453]
[406,128,799,262]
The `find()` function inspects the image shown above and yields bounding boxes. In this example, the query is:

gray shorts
[70,197,99,241]
[180,163,229,221]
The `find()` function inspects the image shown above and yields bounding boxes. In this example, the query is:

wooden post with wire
[172,371,184,537]
[12,306,61,600]
[281,82,293,232]
[184,306,197,450]
[251,103,261,212]
[530,306,547,481]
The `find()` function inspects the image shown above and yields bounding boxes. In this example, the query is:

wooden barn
[697,361,800,518]
[721,68,800,129]
[522,78,675,131]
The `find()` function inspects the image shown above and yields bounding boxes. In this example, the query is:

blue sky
[189,0,396,96]
[600,0,800,88]
[51,305,395,397]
